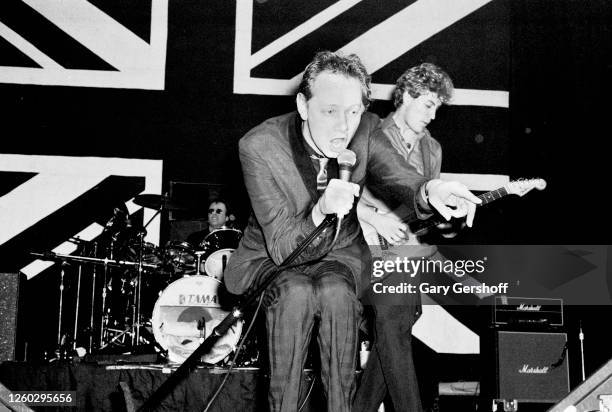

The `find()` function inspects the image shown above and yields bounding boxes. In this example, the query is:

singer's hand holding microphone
[318,179,360,217]
[311,149,358,225]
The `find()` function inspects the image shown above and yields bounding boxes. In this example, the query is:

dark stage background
[1,0,612,408]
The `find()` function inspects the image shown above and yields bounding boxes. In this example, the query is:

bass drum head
[151,276,242,364]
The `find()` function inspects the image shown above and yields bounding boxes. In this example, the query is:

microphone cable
[202,290,265,412]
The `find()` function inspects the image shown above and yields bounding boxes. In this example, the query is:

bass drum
[151,275,242,364]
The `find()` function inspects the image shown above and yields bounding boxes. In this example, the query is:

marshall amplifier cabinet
[494,296,563,327]
[494,331,570,403]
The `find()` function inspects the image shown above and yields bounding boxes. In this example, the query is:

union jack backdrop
[0,0,519,356]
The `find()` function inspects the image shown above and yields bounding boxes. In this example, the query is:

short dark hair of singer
[392,63,454,108]
[297,50,372,109]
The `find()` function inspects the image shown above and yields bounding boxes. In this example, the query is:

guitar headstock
[506,178,547,197]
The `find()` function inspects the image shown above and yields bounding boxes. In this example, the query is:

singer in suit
[224,51,480,412]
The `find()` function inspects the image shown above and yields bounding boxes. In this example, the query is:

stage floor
[0,360,274,411]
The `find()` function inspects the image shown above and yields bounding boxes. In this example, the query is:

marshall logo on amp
[517,304,542,311]
[518,364,550,374]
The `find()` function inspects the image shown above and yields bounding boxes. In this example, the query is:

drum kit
[33,194,257,366]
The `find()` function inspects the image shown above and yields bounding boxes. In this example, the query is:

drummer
[186,199,236,248]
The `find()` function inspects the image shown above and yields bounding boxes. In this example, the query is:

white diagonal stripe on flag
[235,0,508,108]
[250,0,363,68]
[0,154,163,245]
[334,0,494,74]
[0,0,168,89]
[0,173,107,246]
[412,294,480,354]
[23,0,153,72]
[0,21,62,69]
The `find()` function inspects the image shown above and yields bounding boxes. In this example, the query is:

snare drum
[151,276,242,364]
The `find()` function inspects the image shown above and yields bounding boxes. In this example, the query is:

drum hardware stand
[89,242,98,353]
[30,249,163,354]
[101,324,137,350]
[100,259,110,347]
[99,236,117,348]
[131,204,162,351]
[138,214,339,412]
[66,236,88,352]
[73,262,83,351]
[56,260,69,351]
[133,232,144,346]
[195,251,205,275]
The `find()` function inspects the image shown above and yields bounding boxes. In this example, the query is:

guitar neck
[478,187,509,206]
[408,186,510,235]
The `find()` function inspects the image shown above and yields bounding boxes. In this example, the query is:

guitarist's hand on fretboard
[409,178,547,237]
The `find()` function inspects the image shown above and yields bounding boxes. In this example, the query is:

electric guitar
[361,178,547,249]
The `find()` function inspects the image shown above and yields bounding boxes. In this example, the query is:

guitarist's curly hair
[392,63,454,108]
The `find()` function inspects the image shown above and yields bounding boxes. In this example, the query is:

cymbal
[133,194,189,211]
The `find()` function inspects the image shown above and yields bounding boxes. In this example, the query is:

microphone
[333,149,357,231]
[337,149,357,182]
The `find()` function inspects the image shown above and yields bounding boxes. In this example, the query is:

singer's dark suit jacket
[224,111,429,297]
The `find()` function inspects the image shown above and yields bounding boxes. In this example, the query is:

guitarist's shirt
[359,112,442,261]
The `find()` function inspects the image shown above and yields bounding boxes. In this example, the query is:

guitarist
[354,63,454,412]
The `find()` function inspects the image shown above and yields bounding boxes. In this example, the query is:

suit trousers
[353,269,423,412]
[257,260,361,412]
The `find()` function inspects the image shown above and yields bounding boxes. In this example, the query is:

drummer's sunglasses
[208,208,224,214]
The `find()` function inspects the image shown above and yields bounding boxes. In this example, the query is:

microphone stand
[137,214,338,412]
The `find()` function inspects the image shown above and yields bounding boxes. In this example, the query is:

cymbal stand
[133,233,144,345]
[73,261,83,350]
[99,240,113,347]
[89,242,98,353]
[100,263,110,347]
[57,261,68,351]
[133,205,162,348]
